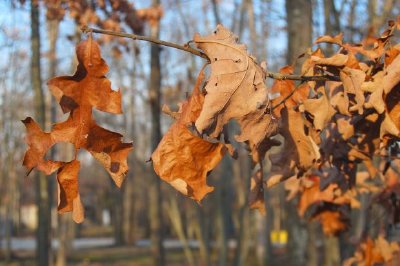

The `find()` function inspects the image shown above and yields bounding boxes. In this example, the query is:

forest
[1,0,400,266]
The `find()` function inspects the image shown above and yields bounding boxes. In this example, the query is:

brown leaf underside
[152,70,226,202]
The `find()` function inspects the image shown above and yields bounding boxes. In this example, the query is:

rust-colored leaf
[152,70,226,202]
[248,169,265,214]
[22,37,133,222]
[313,210,349,236]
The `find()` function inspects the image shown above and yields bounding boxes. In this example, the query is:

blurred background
[0,0,399,265]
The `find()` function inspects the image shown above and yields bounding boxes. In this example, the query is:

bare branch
[81,26,341,83]
[81,25,208,60]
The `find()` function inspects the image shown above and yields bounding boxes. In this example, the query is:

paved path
[0,238,237,251]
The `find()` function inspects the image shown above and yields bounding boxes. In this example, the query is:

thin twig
[81,26,341,83]
[266,72,340,82]
[81,26,208,60]
[271,86,299,111]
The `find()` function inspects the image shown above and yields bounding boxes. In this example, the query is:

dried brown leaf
[315,33,343,46]
[248,169,265,214]
[193,25,278,162]
[23,37,133,221]
[152,70,226,201]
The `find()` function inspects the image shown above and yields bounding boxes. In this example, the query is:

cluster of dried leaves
[43,0,162,56]
[344,235,400,266]
[152,25,278,202]
[149,23,400,261]
[268,20,400,240]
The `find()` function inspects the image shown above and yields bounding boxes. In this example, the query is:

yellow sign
[270,230,288,246]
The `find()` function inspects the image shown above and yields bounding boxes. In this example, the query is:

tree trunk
[149,0,165,265]
[323,0,340,54]
[167,196,195,266]
[323,236,340,266]
[112,184,124,245]
[216,157,233,266]
[193,205,211,266]
[368,0,395,35]
[285,2,312,264]
[306,221,319,266]
[247,0,257,57]
[233,154,251,266]
[285,0,312,71]
[211,0,221,24]
[31,2,51,265]
[46,11,62,266]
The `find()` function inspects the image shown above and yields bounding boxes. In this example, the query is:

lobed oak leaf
[22,37,133,221]
[383,52,400,94]
[57,160,84,223]
[298,176,337,216]
[301,86,336,132]
[152,70,226,202]
[297,176,351,235]
[336,116,354,141]
[380,113,400,138]
[311,53,348,67]
[22,117,65,175]
[270,66,310,117]
[315,33,343,46]
[248,169,265,214]
[193,25,278,162]
[286,109,320,171]
[313,210,349,236]
[340,67,366,114]
[361,71,384,93]
[364,86,385,114]
[385,45,400,66]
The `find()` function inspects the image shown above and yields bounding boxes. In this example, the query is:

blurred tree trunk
[193,205,211,266]
[347,0,357,43]
[306,221,319,266]
[122,43,140,245]
[285,0,312,71]
[246,0,257,57]
[149,0,165,265]
[286,202,307,266]
[3,152,16,262]
[112,184,124,245]
[237,0,247,38]
[323,236,340,266]
[233,153,251,266]
[263,185,273,266]
[211,0,221,24]
[215,156,234,266]
[167,196,195,266]
[45,8,64,266]
[285,2,312,265]
[323,0,340,35]
[323,0,340,54]
[368,0,395,35]
[31,1,51,265]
